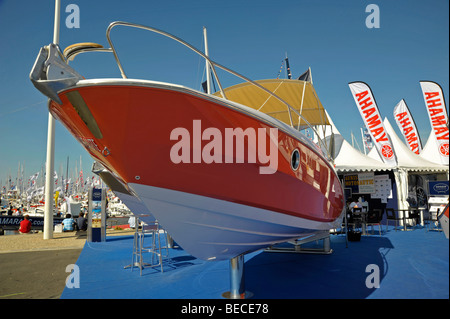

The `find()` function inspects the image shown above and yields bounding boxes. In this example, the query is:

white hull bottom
[112,191,156,221]
[439,214,449,239]
[129,183,342,261]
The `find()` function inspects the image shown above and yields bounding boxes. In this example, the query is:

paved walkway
[0,248,83,299]
[0,228,134,299]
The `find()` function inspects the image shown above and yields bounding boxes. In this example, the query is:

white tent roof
[368,118,448,172]
[323,111,392,172]
[334,137,392,172]
[320,112,447,173]
[419,130,449,166]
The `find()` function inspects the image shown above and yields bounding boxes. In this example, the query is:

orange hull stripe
[51,85,343,222]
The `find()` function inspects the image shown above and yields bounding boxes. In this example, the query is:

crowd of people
[16,212,89,234]
[0,200,89,234]
[2,198,130,235]
[1,204,27,216]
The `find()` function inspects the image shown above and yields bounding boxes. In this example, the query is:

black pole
[285,57,292,79]
[341,179,349,248]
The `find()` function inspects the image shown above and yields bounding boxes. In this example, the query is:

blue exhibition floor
[61,226,449,300]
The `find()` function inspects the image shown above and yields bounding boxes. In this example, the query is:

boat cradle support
[222,254,253,299]
[221,232,333,299]
[264,231,333,255]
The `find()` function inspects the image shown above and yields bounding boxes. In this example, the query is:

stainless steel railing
[65,21,332,160]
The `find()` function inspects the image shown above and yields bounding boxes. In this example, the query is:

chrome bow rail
[105,22,312,130]
[32,21,332,160]
[106,22,331,159]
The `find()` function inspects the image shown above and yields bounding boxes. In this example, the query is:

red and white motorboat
[30,22,344,261]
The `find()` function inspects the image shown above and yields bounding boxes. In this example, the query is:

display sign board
[348,82,397,166]
[428,181,449,196]
[393,99,422,154]
[88,187,106,242]
[91,188,102,228]
[0,216,64,230]
[344,172,375,194]
[419,81,449,165]
[372,174,393,203]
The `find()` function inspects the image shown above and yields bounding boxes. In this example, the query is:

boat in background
[106,196,132,217]
[30,22,344,261]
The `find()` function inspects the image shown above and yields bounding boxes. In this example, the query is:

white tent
[333,134,392,172]
[420,130,449,166]
[367,118,448,212]
[325,114,447,225]
[367,118,447,172]
[320,111,391,172]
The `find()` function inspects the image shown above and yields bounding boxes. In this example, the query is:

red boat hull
[50,80,344,259]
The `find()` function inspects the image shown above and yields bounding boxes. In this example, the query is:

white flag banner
[393,99,422,155]
[349,82,397,166]
[419,81,449,165]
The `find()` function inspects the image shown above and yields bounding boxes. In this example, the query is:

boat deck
[61,225,448,300]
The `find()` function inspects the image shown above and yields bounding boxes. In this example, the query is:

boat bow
[29,22,345,261]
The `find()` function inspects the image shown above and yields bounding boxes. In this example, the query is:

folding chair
[366,209,383,235]
[426,208,442,232]
[385,208,402,232]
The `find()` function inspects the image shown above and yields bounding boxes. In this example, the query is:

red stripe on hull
[50,84,343,223]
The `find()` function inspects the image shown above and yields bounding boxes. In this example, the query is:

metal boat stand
[123,228,153,275]
[264,232,333,255]
[222,254,253,299]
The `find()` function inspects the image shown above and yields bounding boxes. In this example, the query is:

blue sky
[0,0,448,185]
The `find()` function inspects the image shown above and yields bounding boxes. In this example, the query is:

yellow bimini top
[214,78,330,129]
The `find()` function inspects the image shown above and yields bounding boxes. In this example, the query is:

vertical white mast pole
[297,81,307,130]
[17,162,20,195]
[53,0,61,44]
[203,27,211,94]
[360,127,367,155]
[78,155,84,194]
[43,0,61,240]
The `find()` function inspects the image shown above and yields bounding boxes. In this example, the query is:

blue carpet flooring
[61,226,448,300]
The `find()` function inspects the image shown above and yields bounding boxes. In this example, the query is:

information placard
[88,187,106,242]
[344,172,375,194]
